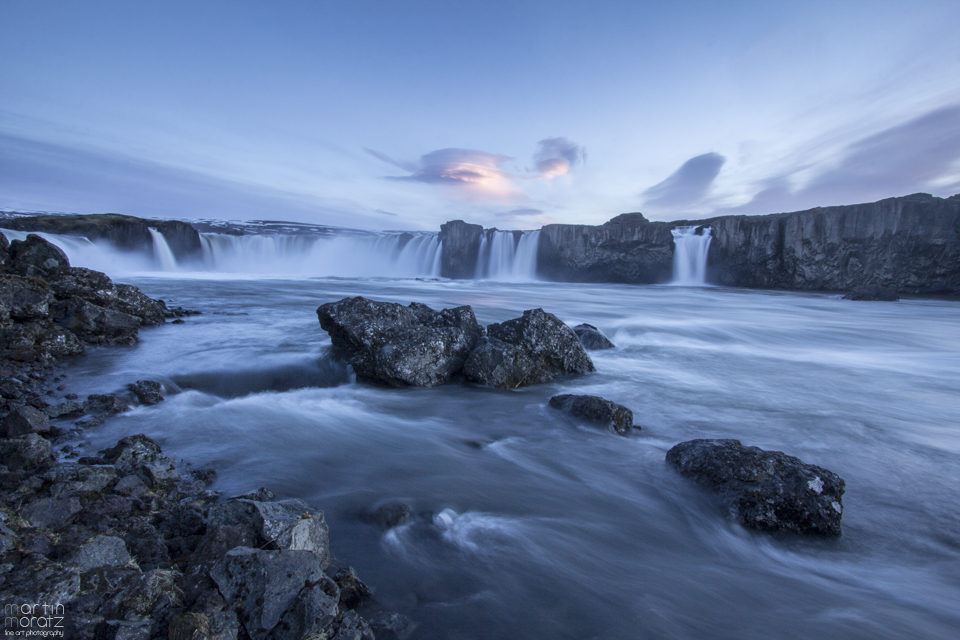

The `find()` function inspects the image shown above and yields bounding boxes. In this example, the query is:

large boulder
[666,439,845,536]
[4,234,70,278]
[548,394,633,435]
[572,323,615,350]
[0,275,55,322]
[463,308,595,388]
[317,297,484,387]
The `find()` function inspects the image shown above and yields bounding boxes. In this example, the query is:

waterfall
[474,230,540,281]
[671,226,712,285]
[148,228,178,270]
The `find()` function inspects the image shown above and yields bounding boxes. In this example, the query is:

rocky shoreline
[0,235,407,640]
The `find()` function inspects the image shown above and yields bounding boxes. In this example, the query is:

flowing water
[4,228,959,638]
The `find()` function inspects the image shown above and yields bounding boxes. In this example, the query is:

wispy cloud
[642,152,726,212]
[494,207,553,227]
[374,208,398,216]
[713,103,960,215]
[534,137,586,178]
[368,138,585,204]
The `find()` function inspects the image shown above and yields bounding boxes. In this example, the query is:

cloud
[642,152,726,211]
[374,208,398,216]
[496,208,543,217]
[712,103,960,216]
[493,207,553,228]
[534,137,586,178]
[368,138,586,204]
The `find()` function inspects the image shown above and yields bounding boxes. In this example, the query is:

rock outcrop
[317,298,595,389]
[0,214,203,262]
[537,212,675,283]
[317,296,484,387]
[548,394,634,435]
[438,220,484,279]
[666,438,845,536]
[703,193,960,294]
[463,309,595,388]
[573,323,615,350]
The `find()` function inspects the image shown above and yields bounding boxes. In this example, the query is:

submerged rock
[573,323,615,350]
[127,379,164,405]
[463,308,595,388]
[317,296,484,387]
[666,438,845,536]
[548,394,634,435]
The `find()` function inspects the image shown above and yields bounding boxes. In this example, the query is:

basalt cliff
[441,193,960,294]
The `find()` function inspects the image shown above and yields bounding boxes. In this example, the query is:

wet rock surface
[842,285,900,301]
[548,394,634,435]
[666,438,845,536]
[317,296,484,387]
[573,323,615,350]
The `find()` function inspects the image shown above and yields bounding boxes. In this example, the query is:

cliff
[0,214,203,261]
[701,193,960,294]
[438,219,483,279]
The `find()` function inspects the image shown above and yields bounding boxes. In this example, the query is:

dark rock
[22,496,82,529]
[127,379,164,405]
[334,566,372,610]
[330,610,376,640]
[573,323,615,350]
[368,611,418,640]
[85,394,130,415]
[210,547,338,640]
[548,394,634,435]
[842,285,900,301]
[666,438,845,536]
[113,284,167,325]
[1,404,52,437]
[70,534,133,572]
[232,486,275,502]
[43,399,84,418]
[317,297,484,387]
[0,433,52,470]
[362,503,413,529]
[101,434,179,490]
[0,274,55,321]
[438,220,484,279]
[4,234,70,278]
[51,297,142,344]
[463,308,595,388]
[208,497,331,564]
[113,474,149,497]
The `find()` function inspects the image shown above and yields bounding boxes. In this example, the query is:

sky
[2,0,959,231]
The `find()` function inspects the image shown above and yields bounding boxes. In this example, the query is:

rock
[43,398,84,418]
[842,285,900,301]
[113,284,168,325]
[368,611,418,640]
[333,566,372,610]
[0,274,55,321]
[113,474,149,497]
[437,220,484,279]
[1,404,51,437]
[463,308,595,388]
[573,323,615,350]
[210,547,338,640]
[317,297,484,387]
[22,496,82,529]
[666,438,845,536]
[0,432,52,470]
[209,498,331,566]
[84,393,131,415]
[362,503,413,529]
[101,434,179,490]
[71,535,133,572]
[330,610,375,640]
[548,394,634,435]
[52,297,142,344]
[4,234,70,278]
[127,379,164,405]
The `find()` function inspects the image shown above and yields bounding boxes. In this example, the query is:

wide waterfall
[0,228,443,278]
[671,226,712,285]
[474,230,540,281]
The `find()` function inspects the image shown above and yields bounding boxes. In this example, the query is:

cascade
[148,228,178,270]
[671,226,712,285]
[473,230,540,281]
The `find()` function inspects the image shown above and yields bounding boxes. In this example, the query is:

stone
[463,308,595,388]
[666,438,845,536]
[317,296,484,387]
[84,394,130,415]
[127,379,164,405]
[102,434,179,490]
[71,534,133,572]
[572,323,615,350]
[368,611,418,640]
[333,566,372,610]
[548,394,634,435]
[4,234,70,278]
[362,503,413,529]
[0,432,52,470]
[842,285,900,301]
[52,297,142,344]
[21,496,82,529]
[330,610,375,640]
[1,404,51,437]
[43,398,84,418]
[0,274,55,321]
[210,547,337,640]
[210,498,331,566]
[114,474,149,497]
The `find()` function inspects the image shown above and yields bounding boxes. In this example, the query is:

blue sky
[2,1,959,231]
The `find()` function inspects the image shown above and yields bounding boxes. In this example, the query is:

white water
[148,228,178,270]
[671,225,712,285]
[474,230,540,281]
